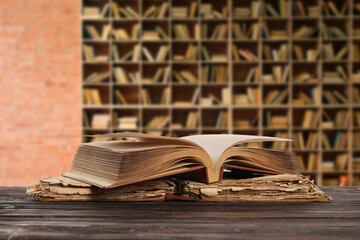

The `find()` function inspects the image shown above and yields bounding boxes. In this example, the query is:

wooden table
[1,187,359,239]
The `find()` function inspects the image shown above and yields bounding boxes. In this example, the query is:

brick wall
[0,0,81,186]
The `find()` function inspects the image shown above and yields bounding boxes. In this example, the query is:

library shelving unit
[81,0,360,186]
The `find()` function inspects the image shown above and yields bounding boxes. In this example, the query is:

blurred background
[1,0,360,186]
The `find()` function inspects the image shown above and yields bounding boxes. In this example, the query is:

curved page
[181,134,292,165]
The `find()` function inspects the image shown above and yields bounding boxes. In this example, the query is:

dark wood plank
[0,187,359,239]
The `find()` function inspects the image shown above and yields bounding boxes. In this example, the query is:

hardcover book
[63,132,298,188]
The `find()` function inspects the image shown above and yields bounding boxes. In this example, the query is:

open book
[63,132,298,188]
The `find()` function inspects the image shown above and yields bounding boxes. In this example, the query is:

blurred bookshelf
[81,0,360,186]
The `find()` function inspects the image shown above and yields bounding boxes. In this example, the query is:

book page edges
[63,165,209,189]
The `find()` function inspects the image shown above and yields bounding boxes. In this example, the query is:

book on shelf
[172,70,198,83]
[160,87,170,105]
[146,116,170,129]
[114,89,128,105]
[322,67,347,83]
[335,153,348,171]
[83,3,109,19]
[294,1,320,17]
[143,2,169,19]
[320,22,347,39]
[322,90,347,104]
[173,24,194,40]
[333,110,349,128]
[353,88,360,104]
[117,116,138,129]
[142,31,160,40]
[293,45,319,61]
[91,114,110,129]
[57,131,296,188]
[201,23,228,40]
[238,49,258,61]
[323,44,348,60]
[262,22,288,40]
[185,111,198,128]
[322,1,348,16]
[292,91,314,105]
[264,89,288,105]
[28,174,331,202]
[293,25,316,39]
[263,0,288,17]
[302,153,318,171]
[143,66,170,83]
[242,66,260,83]
[82,44,108,62]
[112,24,140,40]
[141,87,169,105]
[141,89,152,105]
[142,46,154,62]
[216,111,232,127]
[323,175,349,186]
[263,44,289,61]
[173,43,199,61]
[171,7,188,18]
[232,22,259,40]
[221,88,230,105]
[112,44,137,62]
[83,88,102,105]
[111,3,139,19]
[322,132,348,150]
[84,72,109,84]
[293,72,318,83]
[302,110,318,128]
[233,115,258,129]
[201,65,228,83]
[270,132,289,150]
[233,7,250,17]
[262,65,289,83]
[84,24,110,40]
[322,160,335,172]
[154,45,169,62]
[293,132,318,150]
[233,88,260,105]
[113,67,130,84]
[200,3,229,19]
[266,112,288,128]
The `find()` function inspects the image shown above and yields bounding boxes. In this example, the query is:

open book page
[181,134,292,165]
[90,132,202,149]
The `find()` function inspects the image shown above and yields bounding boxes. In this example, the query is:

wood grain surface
[1,187,360,239]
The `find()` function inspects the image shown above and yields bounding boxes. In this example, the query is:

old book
[63,132,298,188]
[27,174,331,202]
[91,114,110,129]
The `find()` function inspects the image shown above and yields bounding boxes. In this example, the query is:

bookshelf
[82,0,360,186]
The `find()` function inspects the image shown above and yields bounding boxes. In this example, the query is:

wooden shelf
[82,0,360,186]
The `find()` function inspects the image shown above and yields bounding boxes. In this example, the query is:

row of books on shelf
[84,44,352,65]
[113,44,170,62]
[84,112,199,130]
[83,2,232,20]
[294,1,349,17]
[83,0,354,20]
[231,43,348,62]
[84,68,350,86]
[84,23,351,43]
[82,86,354,107]
[297,153,348,173]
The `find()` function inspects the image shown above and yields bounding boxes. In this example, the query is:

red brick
[0,0,81,186]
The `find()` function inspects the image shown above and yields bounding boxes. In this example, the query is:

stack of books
[27,132,332,202]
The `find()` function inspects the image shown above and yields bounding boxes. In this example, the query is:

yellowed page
[181,134,292,165]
